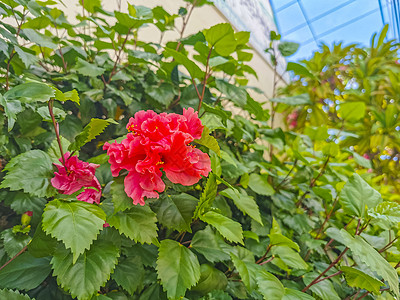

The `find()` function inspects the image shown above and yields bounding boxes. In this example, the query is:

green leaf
[1,228,30,258]
[47,136,71,164]
[192,264,228,294]
[51,240,120,300]
[156,239,201,299]
[28,222,58,258]
[352,152,372,169]
[112,256,144,295]
[0,150,56,198]
[68,118,117,152]
[204,23,237,56]
[194,126,220,156]
[54,88,80,105]
[271,246,308,270]
[369,201,400,230]
[0,289,34,300]
[110,178,134,212]
[145,83,176,107]
[339,173,382,217]
[215,79,247,107]
[268,233,299,251]
[107,205,158,244]
[339,102,366,122]
[75,57,105,77]
[283,289,315,300]
[14,46,38,68]
[0,252,51,291]
[270,94,311,106]
[219,188,262,224]
[22,28,56,49]
[191,226,232,262]
[256,269,285,300]
[164,48,203,79]
[200,211,243,244]
[278,41,299,57]
[340,229,399,297]
[341,266,383,294]
[303,273,340,300]
[248,173,275,196]
[230,254,257,291]
[0,94,22,130]
[4,82,54,103]
[82,0,101,13]
[42,200,106,263]
[153,193,198,232]
[286,62,314,78]
[193,174,217,219]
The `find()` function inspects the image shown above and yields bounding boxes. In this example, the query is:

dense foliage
[0,0,399,299]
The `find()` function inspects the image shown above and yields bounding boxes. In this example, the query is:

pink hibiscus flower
[104,108,211,205]
[51,152,102,204]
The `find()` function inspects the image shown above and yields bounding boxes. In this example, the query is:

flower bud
[21,211,33,226]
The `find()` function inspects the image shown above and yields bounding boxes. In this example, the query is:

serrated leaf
[4,81,54,103]
[247,173,275,196]
[0,94,22,130]
[283,288,315,300]
[191,226,232,262]
[107,205,158,244]
[0,150,56,197]
[219,188,262,224]
[230,254,257,291]
[193,174,217,219]
[268,233,300,251]
[271,246,308,270]
[1,228,30,258]
[54,88,80,105]
[47,136,71,164]
[145,83,176,107]
[14,46,38,68]
[339,173,382,217]
[204,23,236,56]
[164,48,203,79]
[215,79,247,107]
[153,193,198,232]
[200,211,243,244]
[0,289,34,300]
[156,239,200,299]
[192,264,227,293]
[51,240,119,300]
[194,126,220,156]
[341,266,383,294]
[69,118,117,152]
[0,252,51,291]
[42,200,106,263]
[368,201,400,230]
[110,178,134,212]
[256,269,285,300]
[22,28,56,49]
[303,272,340,300]
[340,229,399,297]
[112,256,144,295]
[75,57,105,77]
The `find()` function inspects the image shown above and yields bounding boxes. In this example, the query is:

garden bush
[0,0,400,299]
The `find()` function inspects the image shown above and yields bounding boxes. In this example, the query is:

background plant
[0,1,399,300]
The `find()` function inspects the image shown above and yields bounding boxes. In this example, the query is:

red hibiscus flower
[104,108,211,205]
[51,152,102,204]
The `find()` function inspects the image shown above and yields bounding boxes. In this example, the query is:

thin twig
[48,100,66,168]
[0,245,27,272]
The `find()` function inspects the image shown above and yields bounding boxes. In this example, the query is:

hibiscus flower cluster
[51,152,102,204]
[103,108,211,205]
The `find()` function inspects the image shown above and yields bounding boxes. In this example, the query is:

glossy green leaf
[0,150,56,197]
[268,233,299,251]
[215,79,247,107]
[0,94,22,130]
[192,264,227,293]
[286,62,314,78]
[1,228,30,258]
[204,23,236,56]
[0,289,34,300]
[156,239,201,299]
[153,193,198,232]
[112,256,144,295]
[42,200,106,262]
[51,240,120,300]
[54,88,80,105]
[200,211,243,244]
[68,118,117,151]
[194,126,220,156]
[341,229,399,297]
[278,41,299,57]
[110,177,134,213]
[230,254,257,291]
[0,252,51,290]
[22,28,56,49]
[28,222,58,258]
[145,83,176,106]
[271,246,308,270]
[256,269,285,300]
[75,57,105,77]
[164,48,203,79]
[193,174,217,219]
[341,266,383,294]
[4,82,54,103]
[303,273,340,300]
[339,173,382,217]
[107,205,158,244]
[220,188,262,224]
[248,173,275,196]
[368,201,400,229]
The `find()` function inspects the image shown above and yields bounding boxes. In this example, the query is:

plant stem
[197,47,213,111]
[256,245,272,264]
[175,1,197,51]
[48,100,66,167]
[0,245,27,272]
[276,159,298,189]
[259,256,275,266]
[302,247,349,292]
[315,196,339,239]
[313,270,343,284]
[107,28,132,84]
